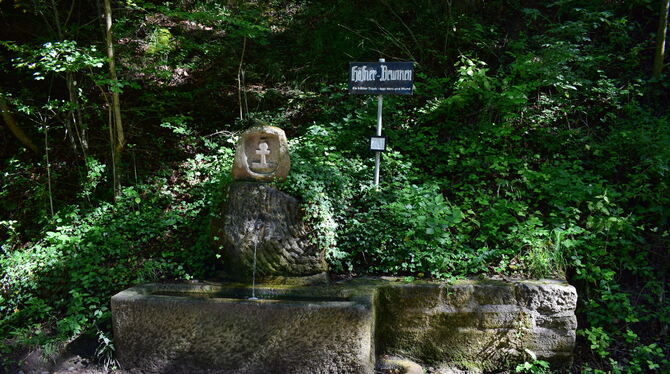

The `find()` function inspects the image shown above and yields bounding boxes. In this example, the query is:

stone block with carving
[214,181,327,279]
[232,124,290,182]
[213,124,326,279]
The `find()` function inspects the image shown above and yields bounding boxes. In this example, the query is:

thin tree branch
[0,91,39,153]
[238,36,247,121]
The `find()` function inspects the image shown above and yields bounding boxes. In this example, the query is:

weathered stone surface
[18,348,53,374]
[376,356,424,374]
[111,278,577,373]
[111,283,376,374]
[213,181,327,278]
[232,125,290,182]
[514,281,577,313]
[376,279,578,372]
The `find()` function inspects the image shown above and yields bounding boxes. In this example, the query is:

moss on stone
[112,277,576,373]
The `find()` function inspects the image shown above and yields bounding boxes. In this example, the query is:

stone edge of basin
[372,277,578,372]
[111,280,377,304]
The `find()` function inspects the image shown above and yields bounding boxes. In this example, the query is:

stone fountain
[111,124,579,374]
[215,124,327,284]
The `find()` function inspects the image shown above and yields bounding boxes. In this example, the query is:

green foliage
[581,327,612,358]
[279,123,366,268]
[6,40,104,80]
[146,28,175,56]
[79,157,107,201]
[515,360,550,374]
[0,157,51,229]
[0,145,233,358]
[516,350,551,374]
[95,329,118,371]
[343,183,473,277]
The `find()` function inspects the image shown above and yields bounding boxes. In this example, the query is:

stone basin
[111,282,376,374]
[112,278,577,373]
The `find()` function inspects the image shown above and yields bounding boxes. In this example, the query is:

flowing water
[248,220,263,300]
[249,239,258,300]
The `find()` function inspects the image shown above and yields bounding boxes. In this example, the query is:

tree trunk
[104,0,125,197]
[653,0,670,78]
[0,91,39,153]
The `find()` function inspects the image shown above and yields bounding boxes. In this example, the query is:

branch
[0,92,39,153]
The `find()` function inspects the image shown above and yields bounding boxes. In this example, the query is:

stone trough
[112,278,577,373]
[111,282,376,374]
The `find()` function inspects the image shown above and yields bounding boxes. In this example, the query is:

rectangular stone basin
[111,282,376,374]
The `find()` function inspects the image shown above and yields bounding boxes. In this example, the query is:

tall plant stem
[653,0,670,78]
[108,105,118,202]
[44,125,54,217]
[237,37,247,121]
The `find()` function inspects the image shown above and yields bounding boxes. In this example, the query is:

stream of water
[248,221,263,300]
[249,239,258,300]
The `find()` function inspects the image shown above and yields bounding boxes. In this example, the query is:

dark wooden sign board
[348,61,414,95]
[348,59,414,188]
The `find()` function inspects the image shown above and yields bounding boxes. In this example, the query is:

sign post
[348,59,414,188]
